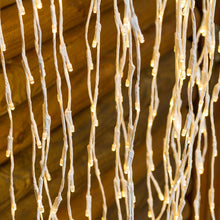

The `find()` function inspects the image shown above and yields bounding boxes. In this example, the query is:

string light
[0,11,17,220]
[0,0,219,219]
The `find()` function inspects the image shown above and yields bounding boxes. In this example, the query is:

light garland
[0,12,16,220]
[0,0,219,219]
[146,0,219,219]
[85,1,107,219]
[146,0,167,219]
[112,0,144,219]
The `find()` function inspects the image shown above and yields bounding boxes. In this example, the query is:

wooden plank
[0,0,15,9]
[0,0,176,116]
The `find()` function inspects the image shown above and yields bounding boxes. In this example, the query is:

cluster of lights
[1,0,219,219]
[146,0,219,219]
[85,1,107,220]
[146,0,167,219]
[26,1,54,217]
[112,0,145,219]
[15,0,76,219]
[48,0,75,219]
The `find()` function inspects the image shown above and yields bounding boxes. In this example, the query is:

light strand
[145,0,167,218]
[15,2,45,217]
[112,0,128,219]
[0,12,16,220]
[85,1,107,219]
[112,0,145,219]
[48,0,75,219]
[31,1,52,219]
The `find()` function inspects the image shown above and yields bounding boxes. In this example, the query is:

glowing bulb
[135,102,140,112]
[71,125,75,133]
[180,0,185,8]
[151,164,155,172]
[150,59,154,68]
[165,195,169,204]
[93,3,97,13]
[117,191,122,199]
[125,79,130,87]
[85,210,89,217]
[52,24,57,33]
[60,158,63,167]
[187,136,191,144]
[187,68,191,76]
[210,202,215,213]
[123,17,130,32]
[159,193,164,201]
[1,43,6,51]
[148,210,152,218]
[158,11,163,21]
[152,69,156,77]
[46,173,51,181]
[199,162,204,175]
[20,6,25,15]
[6,150,10,157]
[67,63,73,72]
[37,144,42,149]
[92,40,97,48]
[122,190,126,198]
[168,166,172,174]
[200,26,207,37]
[11,204,17,212]
[174,131,177,138]
[153,110,157,117]
[111,144,116,152]
[36,0,42,9]
[29,76,35,84]
[88,159,93,167]
[40,205,44,214]
[174,213,179,220]
[163,153,166,161]
[124,163,128,174]
[42,131,47,140]
[170,99,173,107]
[90,62,94,70]
[180,69,186,80]
[95,119,99,127]
[138,33,145,43]
[9,102,15,111]
[148,119,153,127]
[70,185,75,193]
[133,195,136,203]
[214,148,218,157]
[90,104,96,113]
[52,205,58,214]
[181,128,186,137]
[125,142,130,149]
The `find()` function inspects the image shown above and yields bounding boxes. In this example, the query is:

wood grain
[0,0,15,9]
